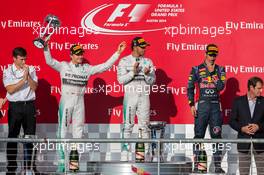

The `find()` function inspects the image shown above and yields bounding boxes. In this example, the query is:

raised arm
[89,41,126,75]
[43,44,62,72]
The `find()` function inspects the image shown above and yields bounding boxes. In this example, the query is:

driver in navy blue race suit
[187,44,226,173]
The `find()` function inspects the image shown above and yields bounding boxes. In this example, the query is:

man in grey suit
[229,76,264,175]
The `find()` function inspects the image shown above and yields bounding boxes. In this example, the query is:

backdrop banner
[0,0,263,124]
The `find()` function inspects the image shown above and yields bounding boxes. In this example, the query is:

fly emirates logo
[225,65,264,74]
[81,4,165,35]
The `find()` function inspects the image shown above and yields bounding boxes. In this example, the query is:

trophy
[33,14,61,48]
[148,121,166,162]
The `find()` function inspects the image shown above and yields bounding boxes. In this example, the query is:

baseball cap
[132,37,150,48]
[70,44,84,55]
[206,44,218,55]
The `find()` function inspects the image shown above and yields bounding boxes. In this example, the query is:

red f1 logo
[107,4,150,22]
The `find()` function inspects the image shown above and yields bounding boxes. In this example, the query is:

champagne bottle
[197,144,207,173]
[69,148,79,172]
[135,129,145,163]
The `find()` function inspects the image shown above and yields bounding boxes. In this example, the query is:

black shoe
[215,167,225,173]
[6,169,16,175]
[6,172,16,175]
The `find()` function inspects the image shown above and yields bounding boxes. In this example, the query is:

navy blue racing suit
[187,62,226,168]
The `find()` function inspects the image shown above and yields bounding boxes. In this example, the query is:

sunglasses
[139,46,146,49]
[73,51,84,56]
[208,53,217,57]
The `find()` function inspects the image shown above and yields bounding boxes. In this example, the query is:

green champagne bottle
[69,148,79,172]
[198,144,207,173]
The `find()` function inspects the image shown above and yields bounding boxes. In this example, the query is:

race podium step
[87,161,192,175]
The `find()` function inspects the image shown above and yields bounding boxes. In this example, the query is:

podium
[87,157,192,175]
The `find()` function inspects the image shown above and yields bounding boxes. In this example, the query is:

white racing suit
[44,48,120,167]
[117,54,155,152]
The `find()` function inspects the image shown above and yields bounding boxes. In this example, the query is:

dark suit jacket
[229,95,264,153]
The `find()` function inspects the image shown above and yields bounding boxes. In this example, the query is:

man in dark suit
[229,76,264,175]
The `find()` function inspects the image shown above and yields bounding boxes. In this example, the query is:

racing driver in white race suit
[117,37,156,161]
[43,41,126,172]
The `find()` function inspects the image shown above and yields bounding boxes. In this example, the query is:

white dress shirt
[3,64,38,102]
[248,94,256,118]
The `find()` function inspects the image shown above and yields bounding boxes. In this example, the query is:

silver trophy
[148,121,166,162]
[33,14,60,48]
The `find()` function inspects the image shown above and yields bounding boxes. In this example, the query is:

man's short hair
[12,47,27,58]
[247,76,263,91]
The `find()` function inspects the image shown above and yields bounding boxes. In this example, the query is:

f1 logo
[107,4,150,22]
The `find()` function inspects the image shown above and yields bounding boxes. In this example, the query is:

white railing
[0,138,263,174]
